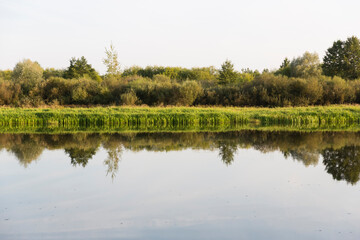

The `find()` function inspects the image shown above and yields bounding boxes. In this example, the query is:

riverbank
[0,105,359,132]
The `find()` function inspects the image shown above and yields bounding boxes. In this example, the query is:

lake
[1,131,360,239]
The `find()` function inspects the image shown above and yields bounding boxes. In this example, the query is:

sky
[1,0,360,74]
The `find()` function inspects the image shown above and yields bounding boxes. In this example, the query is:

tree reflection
[65,147,97,167]
[323,146,360,185]
[218,142,237,165]
[2,131,360,184]
[103,147,122,179]
[102,135,124,179]
[284,149,319,167]
[8,135,44,167]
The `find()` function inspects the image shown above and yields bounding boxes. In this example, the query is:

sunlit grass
[0,105,359,132]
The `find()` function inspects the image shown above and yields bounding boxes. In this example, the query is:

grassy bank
[0,105,360,132]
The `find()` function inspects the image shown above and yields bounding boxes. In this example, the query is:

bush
[41,77,72,104]
[321,76,355,104]
[0,70,12,81]
[177,81,203,106]
[0,81,21,105]
[120,89,138,105]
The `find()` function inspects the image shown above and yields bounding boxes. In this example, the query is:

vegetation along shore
[1,36,360,132]
[1,36,360,108]
[0,105,360,132]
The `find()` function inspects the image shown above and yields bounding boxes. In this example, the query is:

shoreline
[0,105,359,132]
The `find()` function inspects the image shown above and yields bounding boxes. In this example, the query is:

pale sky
[1,0,360,73]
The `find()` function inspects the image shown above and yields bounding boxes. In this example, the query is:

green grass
[0,105,360,132]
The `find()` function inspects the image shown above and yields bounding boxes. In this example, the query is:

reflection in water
[66,148,98,167]
[7,135,44,167]
[218,141,238,166]
[323,146,360,184]
[3,131,360,184]
[103,145,123,179]
[285,149,319,167]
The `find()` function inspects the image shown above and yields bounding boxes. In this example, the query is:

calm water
[1,131,360,240]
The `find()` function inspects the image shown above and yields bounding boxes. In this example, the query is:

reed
[0,105,359,132]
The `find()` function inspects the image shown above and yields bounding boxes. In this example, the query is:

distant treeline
[1,36,360,107]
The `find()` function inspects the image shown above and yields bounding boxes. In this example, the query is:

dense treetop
[63,56,102,82]
[323,36,360,80]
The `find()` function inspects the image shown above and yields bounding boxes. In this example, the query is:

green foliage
[12,59,44,95]
[3,36,360,107]
[0,70,12,81]
[322,40,345,78]
[236,73,326,107]
[9,135,44,167]
[323,36,360,80]
[0,81,21,105]
[343,36,360,80]
[122,66,166,78]
[153,74,171,82]
[3,67,360,107]
[43,68,65,79]
[122,65,218,82]
[120,89,138,105]
[103,43,121,77]
[219,60,237,84]
[178,81,203,106]
[122,66,142,77]
[72,85,88,104]
[66,147,97,167]
[0,106,359,133]
[275,58,291,77]
[288,77,323,106]
[237,71,256,83]
[321,76,355,104]
[289,52,322,78]
[64,56,102,82]
[323,145,360,184]
[188,67,218,81]
[40,77,109,105]
[41,77,72,104]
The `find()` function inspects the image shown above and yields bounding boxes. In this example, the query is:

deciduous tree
[12,59,43,94]
[103,43,121,77]
[290,52,322,78]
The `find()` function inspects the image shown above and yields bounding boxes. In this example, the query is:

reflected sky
[1,131,360,239]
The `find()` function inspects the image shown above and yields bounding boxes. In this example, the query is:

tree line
[1,37,360,107]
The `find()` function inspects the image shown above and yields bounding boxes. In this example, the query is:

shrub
[120,89,138,105]
[321,76,354,104]
[177,81,203,106]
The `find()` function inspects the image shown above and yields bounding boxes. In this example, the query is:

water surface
[1,131,360,239]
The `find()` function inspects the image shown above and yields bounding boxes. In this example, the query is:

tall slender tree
[103,43,121,77]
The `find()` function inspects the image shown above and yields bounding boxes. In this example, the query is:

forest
[1,36,360,107]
